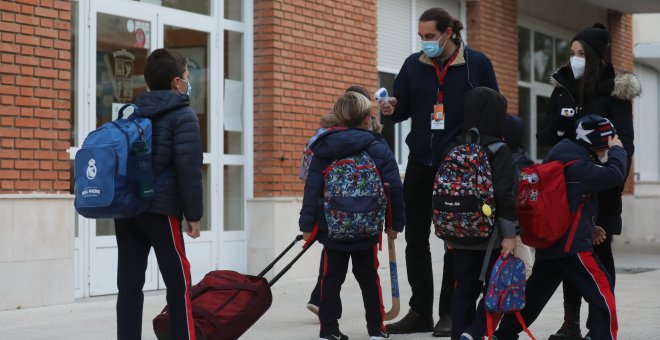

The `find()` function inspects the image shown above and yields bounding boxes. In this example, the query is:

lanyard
[432,47,460,103]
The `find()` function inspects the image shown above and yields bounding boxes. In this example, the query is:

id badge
[431,103,445,130]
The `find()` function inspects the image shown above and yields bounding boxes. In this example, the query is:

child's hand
[609,135,623,148]
[302,232,312,241]
[386,229,398,239]
[593,226,607,245]
[500,237,516,256]
[379,97,397,115]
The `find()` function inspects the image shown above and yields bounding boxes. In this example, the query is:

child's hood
[310,129,377,159]
[463,87,507,138]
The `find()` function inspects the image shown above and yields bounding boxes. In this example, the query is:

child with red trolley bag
[495,115,627,340]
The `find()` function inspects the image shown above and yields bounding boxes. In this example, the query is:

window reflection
[96,13,149,127]
[518,27,531,81]
[224,165,244,231]
[533,32,553,83]
[165,26,210,152]
[224,30,243,154]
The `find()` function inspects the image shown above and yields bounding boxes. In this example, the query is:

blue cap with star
[574,114,616,151]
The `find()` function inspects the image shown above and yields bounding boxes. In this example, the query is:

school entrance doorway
[70,0,252,297]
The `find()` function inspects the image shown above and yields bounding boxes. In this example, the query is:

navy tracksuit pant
[451,248,499,340]
[495,251,617,340]
[319,245,385,337]
[115,213,195,340]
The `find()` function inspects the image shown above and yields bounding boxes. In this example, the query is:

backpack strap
[486,141,506,157]
[465,127,481,144]
[514,311,536,339]
[478,224,499,282]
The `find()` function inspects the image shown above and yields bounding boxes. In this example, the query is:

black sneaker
[368,330,389,339]
[386,309,434,334]
[319,330,349,340]
[432,313,452,337]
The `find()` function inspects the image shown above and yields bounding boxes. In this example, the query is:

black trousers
[496,252,617,340]
[319,246,385,336]
[115,213,195,340]
[403,161,439,317]
[451,249,499,340]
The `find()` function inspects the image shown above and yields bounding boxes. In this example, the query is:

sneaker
[460,333,474,340]
[368,330,389,340]
[319,330,348,340]
[386,309,434,334]
[307,302,319,316]
[432,313,452,337]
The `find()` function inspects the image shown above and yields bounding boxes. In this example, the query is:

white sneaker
[460,333,474,340]
[307,303,319,315]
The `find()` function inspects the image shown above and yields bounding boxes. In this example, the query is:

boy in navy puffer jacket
[495,115,626,340]
[299,92,405,340]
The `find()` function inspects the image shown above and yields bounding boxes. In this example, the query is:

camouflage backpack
[323,150,386,241]
[432,129,504,244]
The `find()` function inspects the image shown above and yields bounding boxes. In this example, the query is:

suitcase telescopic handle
[257,235,304,277]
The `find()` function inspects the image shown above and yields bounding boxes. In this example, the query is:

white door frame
[72,0,254,297]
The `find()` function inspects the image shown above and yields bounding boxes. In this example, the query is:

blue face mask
[178,78,192,96]
[421,33,448,58]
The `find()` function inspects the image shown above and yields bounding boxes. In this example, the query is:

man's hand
[609,135,622,148]
[500,237,516,256]
[379,97,398,115]
[186,220,201,239]
[386,229,398,239]
[593,226,607,245]
[303,232,312,241]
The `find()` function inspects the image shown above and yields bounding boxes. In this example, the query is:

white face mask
[598,149,609,164]
[570,56,586,79]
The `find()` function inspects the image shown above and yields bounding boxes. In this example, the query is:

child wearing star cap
[495,114,626,340]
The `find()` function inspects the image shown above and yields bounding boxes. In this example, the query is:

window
[518,25,570,160]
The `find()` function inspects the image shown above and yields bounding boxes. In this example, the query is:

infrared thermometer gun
[374,87,389,104]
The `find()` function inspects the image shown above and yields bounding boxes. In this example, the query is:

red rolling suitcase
[153,234,315,340]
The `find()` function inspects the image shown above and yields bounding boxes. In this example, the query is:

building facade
[0,0,657,310]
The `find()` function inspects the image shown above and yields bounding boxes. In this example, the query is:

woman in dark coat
[536,23,641,340]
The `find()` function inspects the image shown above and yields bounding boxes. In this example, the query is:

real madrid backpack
[74,104,155,219]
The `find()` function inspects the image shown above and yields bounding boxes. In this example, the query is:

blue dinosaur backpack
[432,129,504,244]
[322,150,386,241]
[74,104,155,219]
[485,255,536,340]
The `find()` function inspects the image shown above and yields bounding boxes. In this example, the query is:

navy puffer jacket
[299,129,405,252]
[135,90,203,222]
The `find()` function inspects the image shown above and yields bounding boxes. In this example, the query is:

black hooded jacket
[451,87,518,250]
[135,90,203,222]
[537,64,641,234]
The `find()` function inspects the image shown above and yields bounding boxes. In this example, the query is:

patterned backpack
[323,150,386,241]
[485,255,535,340]
[432,129,504,244]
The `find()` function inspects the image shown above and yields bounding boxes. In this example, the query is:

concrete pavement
[0,240,659,339]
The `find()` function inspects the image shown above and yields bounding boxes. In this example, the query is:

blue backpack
[74,104,155,219]
[323,150,386,241]
[485,255,536,340]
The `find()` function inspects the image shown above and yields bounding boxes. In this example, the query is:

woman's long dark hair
[419,8,464,45]
[577,40,605,105]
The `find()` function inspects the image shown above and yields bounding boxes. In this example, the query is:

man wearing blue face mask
[378,7,499,337]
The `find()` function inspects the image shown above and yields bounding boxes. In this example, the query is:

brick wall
[253,0,379,197]
[466,0,518,114]
[0,0,71,193]
[608,10,635,195]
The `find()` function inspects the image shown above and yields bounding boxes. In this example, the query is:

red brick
[0,170,20,179]
[34,7,58,19]
[15,34,39,46]
[15,160,39,170]
[0,2,21,13]
[15,180,39,191]
[15,118,40,128]
[1,159,14,168]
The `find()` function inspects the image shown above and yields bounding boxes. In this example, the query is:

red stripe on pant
[372,245,386,333]
[577,251,618,340]
[168,216,196,340]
